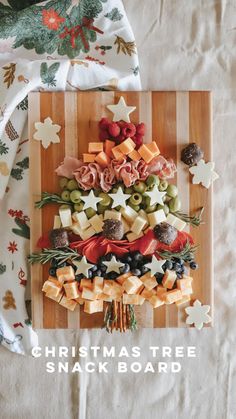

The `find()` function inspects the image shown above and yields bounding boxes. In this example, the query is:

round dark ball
[96,269,102,277]
[177,272,183,279]
[75,274,84,282]
[100,265,107,274]
[155,272,164,284]
[165,260,173,270]
[190,261,199,270]
[107,272,118,280]
[154,222,178,245]
[102,219,124,241]
[87,270,93,279]
[120,263,130,274]
[50,258,58,268]
[124,254,132,264]
[181,142,204,166]
[132,268,141,277]
[133,251,143,262]
[140,266,149,275]
[49,267,56,277]
[90,264,97,272]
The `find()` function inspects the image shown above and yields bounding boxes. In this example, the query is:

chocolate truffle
[102,219,124,241]
[50,228,69,248]
[181,143,204,166]
[154,222,178,245]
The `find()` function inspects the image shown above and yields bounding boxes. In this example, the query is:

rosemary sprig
[35,192,72,209]
[28,247,79,265]
[129,305,138,331]
[173,207,204,227]
[157,241,198,262]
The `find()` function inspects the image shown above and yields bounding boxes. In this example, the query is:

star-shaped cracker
[80,190,102,211]
[107,96,136,123]
[108,187,131,209]
[33,117,61,149]
[144,255,166,276]
[103,256,125,274]
[145,185,166,206]
[189,159,219,189]
[185,299,212,330]
[73,256,94,278]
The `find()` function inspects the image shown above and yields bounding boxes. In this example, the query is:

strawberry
[136,122,145,136]
[122,123,136,138]
[108,122,120,138]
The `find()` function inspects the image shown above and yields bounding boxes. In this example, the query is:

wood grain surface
[29,91,213,329]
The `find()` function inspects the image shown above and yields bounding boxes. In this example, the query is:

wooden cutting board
[29,91,213,329]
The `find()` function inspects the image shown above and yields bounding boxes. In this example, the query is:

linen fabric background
[0,1,236,418]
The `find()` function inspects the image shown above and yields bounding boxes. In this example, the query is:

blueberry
[130,260,138,269]
[165,260,173,270]
[49,267,56,277]
[177,272,182,279]
[75,274,83,282]
[99,255,108,264]
[133,251,143,262]
[120,263,130,274]
[96,269,102,277]
[155,272,164,284]
[90,264,97,272]
[132,268,141,277]
[140,266,149,275]
[107,272,118,280]
[124,255,132,263]
[190,261,198,270]
[50,258,58,268]
[87,270,93,279]
[100,265,107,274]
[106,253,115,261]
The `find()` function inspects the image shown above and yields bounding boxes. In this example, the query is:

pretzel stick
[123,303,126,332]
[119,302,123,332]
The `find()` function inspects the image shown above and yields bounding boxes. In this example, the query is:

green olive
[125,187,133,194]
[146,204,157,213]
[163,204,170,215]
[61,190,71,202]
[99,192,112,207]
[74,202,84,212]
[146,174,160,187]
[97,203,107,215]
[129,193,142,206]
[85,208,96,219]
[128,203,140,212]
[166,184,178,198]
[168,196,181,212]
[67,179,78,191]
[159,179,169,191]
[163,195,171,203]
[59,177,68,189]
[70,189,82,203]
[134,181,147,194]
[112,187,118,194]
[59,204,71,210]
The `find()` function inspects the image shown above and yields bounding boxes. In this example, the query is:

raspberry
[99,117,111,128]
[116,134,126,144]
[99,128,109,141]
[117,121,126,129]
[132,134,143,148]
[108,122,120,138]
[121,123,136,138]
[136,122,145,136]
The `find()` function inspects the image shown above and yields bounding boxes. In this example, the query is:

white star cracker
[185,300,212,330]
[73,256,94,278]
[145,185,166,206]
[80,190,102,211]
[189,159,219,189]
[108,187,131,209]
[103,256,125,274]
[107,96,136,123]
[33,117,61,149]
[144,255,166,276]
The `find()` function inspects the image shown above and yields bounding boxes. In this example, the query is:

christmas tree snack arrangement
[29,96,218,332]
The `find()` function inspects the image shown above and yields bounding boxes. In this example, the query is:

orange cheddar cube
[116,272,132,285]
[146,142,160,157]
[140,272,157,290]
[119,137,135,154]
[176,277,193,292]
[56,266,75,283]
[96,293,113,302]
[112,145,124,160]
[93,276,104,294]
[83,153,96,163]
[42,280,62,296]
[59,296,77,311]
[84,299,103,314]
[175,294,191,306]
[105,140,116,158]
[162,289,182,304]
[140,288,156,299]
[81,287,97,301]
[123,275,143,294]
[46,290,64,303]
[156,285,167,296]
[88,142,103,153]
[162,269,177,289]
[48,276,63,287]
[149,294,164,308]
[95,151,110,168]
[80,279,93,290]
[123,294,139,305]
[63,281,80,300]
[75,296,85,305]
[128,149,141,161]
[103,280,123,297]
[138,144,154,163]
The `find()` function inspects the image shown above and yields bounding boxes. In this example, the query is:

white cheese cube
[166,213,186,231]
[73,211,90,230]
[121,217,130,234]
[131,216,147,235]
[138,210,149,226]
[120,205,137,224]
[89,214,104,233]
[53,215,61,229]
[126,231,143,242]
[59,207,72,227]
[79,226,96,241]
[104,210,121,221]
[84,299,103,314]
[148,209,166,227]
[70,223,83,236]
[166,213,177,226]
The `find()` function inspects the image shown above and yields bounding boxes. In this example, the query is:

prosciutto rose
[74,162,102,191]
[100,166,116,192]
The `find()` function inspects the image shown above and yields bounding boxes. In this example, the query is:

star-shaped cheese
[108,187,131,209]
[33,117,61,149]
[189,159,219,189]
[185,300,212,330]
[144,255,166,276]
[80,190,102,211]
[107,96,136,123]
[73,256,94,278]
[145,185,166,206]
[103,256,125,274]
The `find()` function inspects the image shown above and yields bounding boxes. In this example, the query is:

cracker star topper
[33,117,61,149]
[107,96,136,122]
[189,159,219,189]
[185,299,212,330]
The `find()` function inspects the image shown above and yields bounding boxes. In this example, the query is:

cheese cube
[121,217,130,233]
[88,142,103,154]
[116,272,132,285]
[136,294,145,305]
[75,296,85,305]
[146,142,160,156]
[162,289,182,304]
[56,266,75,283]
[72,211,90,230]
[156,285,167,296]
[59,207,72,227]
[95,151,110,168]
[123,276,143,294]
[138,144,154,163]
[48,276,62,285]
[81,287,97,301]
[83,153,96,163]
[53,215,61,229]
[175,295,191,306]
[96,293,113,302]
[104,210,121,221]
[42,280,61,297]
[103,280,122,297]
[123,294,139,305]
[70,223,83,236]
[120,205,137,224]
[84,299,103,314]
[162,269,177,289]
[46,290,63,303]
[80,279,93,290]
[118,137,135,154]
[166,213,186,231]
[105,140,116,158]
[140,272,157,290]
[89,214,104,233]
[128,149,141,161]
[149,295,164,308]
[59,296,77,311]
[148,209,166,227]
[165,213,177,226]
[181,286,193,296]
[138,209,149,225]
[63,281,80,300]
[131,216,147,235]
[93,276,104,294]
[79,226,96,240]
[112,146,124,160]
[140,288,156,299]
[126,231,143,242]
[176,277,193,292]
